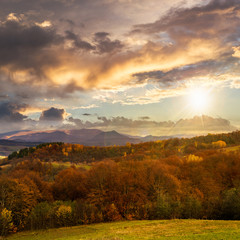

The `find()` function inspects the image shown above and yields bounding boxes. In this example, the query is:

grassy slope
[221,145,240,152]
[6,220,240,240]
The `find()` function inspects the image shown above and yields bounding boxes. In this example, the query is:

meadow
[6,220,240,240]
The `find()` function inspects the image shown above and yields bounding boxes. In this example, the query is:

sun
[188,87,210,114]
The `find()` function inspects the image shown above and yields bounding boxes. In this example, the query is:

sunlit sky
[0,0,240,135]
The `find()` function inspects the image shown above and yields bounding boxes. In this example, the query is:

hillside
[6,220,240,240]
[5,130,240,164]
[0,140,41,156]
[1,130,240,237]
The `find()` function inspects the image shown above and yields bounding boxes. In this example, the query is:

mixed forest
[1,131,240,236]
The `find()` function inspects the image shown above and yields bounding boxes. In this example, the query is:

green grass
[221,145,240,152]
[6,219,240,240]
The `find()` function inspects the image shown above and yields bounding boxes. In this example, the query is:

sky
[0,0,240,136]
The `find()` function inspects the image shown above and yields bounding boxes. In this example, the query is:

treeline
[7,131,240,166]
[8,142,64,160]
[1,147,240,235]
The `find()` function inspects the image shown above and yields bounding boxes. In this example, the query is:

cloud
[66,115,236,136]
[68,115,174,129]
[1,0,237,102]
[232,46,240,58]
[65,30,95,51]
[171,115,236,134]
[93,32,124,54]
[126,0,240,88]
[0,102,28,122]
[39,107,65,121]
[0,0,240,121]
[0,20,62,71]
[139,116,150,120]
[68,117,85,128]
[72,104,98,109]
[132,58,239,87]
[0,101,36,133]
[64,30,124,54]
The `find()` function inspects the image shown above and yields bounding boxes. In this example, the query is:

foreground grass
[6,219,240,240]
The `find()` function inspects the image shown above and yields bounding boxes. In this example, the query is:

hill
[6,220,240,240]
[0,139,41,156]
[89,130,139,146]
[1,130,240,237]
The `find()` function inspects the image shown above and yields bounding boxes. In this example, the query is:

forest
[1,131,240,236]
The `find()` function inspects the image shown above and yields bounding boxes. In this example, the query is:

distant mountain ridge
[0,115,237,148]
[0,128,182,147]
[0,129,140,146]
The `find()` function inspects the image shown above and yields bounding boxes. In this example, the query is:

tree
[0,177,38,230]
[0,208,14,236]
[52,167,87,201]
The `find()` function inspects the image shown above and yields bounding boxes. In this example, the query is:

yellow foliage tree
[212,140,227,148]
[186,154,203,162]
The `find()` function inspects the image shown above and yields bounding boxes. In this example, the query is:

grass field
[222,145,240,152]
[6,219,240,240]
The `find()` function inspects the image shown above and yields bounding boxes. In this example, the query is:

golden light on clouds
[35,20,52,28]
[41,36,225,92]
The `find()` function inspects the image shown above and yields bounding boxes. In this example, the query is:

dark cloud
[0,94,9,100]
[0,102,27,122]
[94,32,109,39]
[0,20,62,71]
[132,0,240,43]
[139,116,150,120]
[131,0,240,61]
[39,107,65,121]
[60,18,76,27]
[133,57,239,86]
[65,30,95,51]
[68,116,174,129]
[0,71,85,106]
[93,32,124,54]
[64,30,124,54]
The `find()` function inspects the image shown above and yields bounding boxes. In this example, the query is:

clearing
[6,219,240,240]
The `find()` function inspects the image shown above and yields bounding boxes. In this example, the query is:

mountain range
[0,115,237,156]
[0,129,142,146]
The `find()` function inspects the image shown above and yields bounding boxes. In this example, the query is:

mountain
[88,130,139,146]
[0,130,32,139]
[9,131,70,142]
[2,129,99,143]
[0,115,237,149]
[66,129,103,143]
[1,129,140,147]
